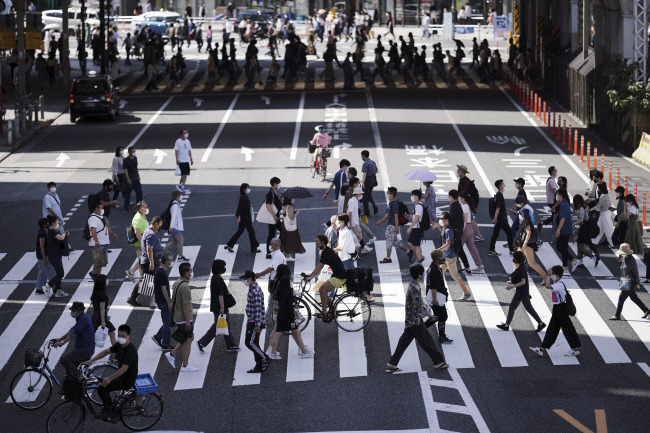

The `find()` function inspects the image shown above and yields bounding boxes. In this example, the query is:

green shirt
[131,212,149,248]
[172,279,192,324]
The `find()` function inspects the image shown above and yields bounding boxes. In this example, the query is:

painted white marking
[193,97,204,107]
[332,142,353,159]
[447,368,491,432]
[418,371,442,432]
[55,153,70,167]
[365,89,391,189]
[0,254,37,308]
[201,94,239,163]
[153,148,167,164]
[289,92,306,160]
[514,146,530,156]
[639,362,650,380]
[126,96,174,150]
[333,93,347,104]
[241,146,255,162]
[261,95,271,105]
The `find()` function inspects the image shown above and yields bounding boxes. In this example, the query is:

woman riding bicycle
[311,124,331,166]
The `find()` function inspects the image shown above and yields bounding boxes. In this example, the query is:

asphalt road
[0,85,649,433]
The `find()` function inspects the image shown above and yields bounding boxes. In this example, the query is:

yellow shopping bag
[216,314,229,336]
[361,215,369,225]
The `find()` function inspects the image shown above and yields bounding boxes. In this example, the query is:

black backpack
[126,225,138,245]
[562,283,577,316]
[469,180,480,206]
[488,196,496,219]
[397,201,409,225]
[588,209,601,238]
[443,227,462,255]
[160,204,174,231]
[417,203,431,231]
[82,214,106,241]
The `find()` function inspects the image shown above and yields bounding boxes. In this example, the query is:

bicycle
[309,146,330,182]
[293,272,372,332]
[10,340,118,410]
[45,371,164,432]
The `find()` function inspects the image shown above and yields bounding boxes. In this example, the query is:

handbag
[94,327,108,348]
[619,277,633,291]
[284,215,297,232]
[224,292,236,309]
[216,314,229,336]
[361,215,369,225]
[90,248,108,267]
[175,165,181,176]
[60,235,70,257]
[138,273,155,297]
[256,202,278,225]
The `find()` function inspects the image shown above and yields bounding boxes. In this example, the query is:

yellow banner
[26,32,41,50]
[632,131,650,167]
[0,32,16,49]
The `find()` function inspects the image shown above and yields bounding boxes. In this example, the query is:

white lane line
[286,244,316,382]
[536,244,630,363]
[289,92,306,160]
[463,248,528,367]
[418,371,443,432]
[447,368,491,433]
[421,241,474,368]
[125,96,174,150]
[94,282,138,362]
[8,249,121,402]
[365,89,391,189]
[175,246,237,390]
[0,253,36,310]
[200,94,240,163]
[570,244,650,354]
[495,245,578,365]
[232,252,269,386]
[639,362,650,380]
[375,240,421,373]
[337,254,368,378]
[0,251,83,372]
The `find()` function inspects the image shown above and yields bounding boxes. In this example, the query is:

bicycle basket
[321,148,331,158]
[24,349,44,368]
[62,377,84,402]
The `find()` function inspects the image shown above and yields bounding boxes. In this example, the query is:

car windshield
[73,80,108,95]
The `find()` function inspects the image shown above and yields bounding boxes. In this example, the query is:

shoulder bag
[283,206,297,232]
[257,201,278,225]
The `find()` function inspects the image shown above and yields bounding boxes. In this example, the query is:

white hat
[353,187,364,195]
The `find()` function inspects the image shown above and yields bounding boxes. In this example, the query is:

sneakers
[164,352,176,368]
[267,351,282,360]
[496,323,510,330]
[571,260,583,273]
[88,271,97,281]
[461,268,472,275]
[487,250,500,256]
[458,293,472,301]
[226,346,241,352]
[565,349,580,357]
[197,341,205,353]
[35,289,45,295]
[299,346,315,358]
[177,256,189,262]
[367,237,377,245]
[379,258,392,264]
[176,184,186,193]
[151,336,162,349]
[406,249,413,262]
[535,322,547,332]
[529,346,545,357]
[125,270,135,283]
[180,364,199,372]
[54,291,69,297]
[438,336,453,344]
[475,236,484,242]
[473,265,484,272]
[44,285,53,297]
[361,245,374,254]
[295,311,305,326]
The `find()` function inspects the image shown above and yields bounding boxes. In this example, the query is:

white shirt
[347,197,360,227]
[413,202,424,228]
[270,249,286,280]
[170,201,183,231]
[43,192,63,220]
[550,281,566,305]
[465,5,472,18]
[337,197,346,215]
[422,15,430,27]
[628,204,639,215]
[226,20,234,33]
[174,138,192,163]
[354,13,363,26]
[336,227,355,261]
[461,202,471,224]
[88,214,109,246]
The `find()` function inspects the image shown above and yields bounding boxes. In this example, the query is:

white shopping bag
[426,290,447,307]
[175,165,181,176]
[95,327,108,348]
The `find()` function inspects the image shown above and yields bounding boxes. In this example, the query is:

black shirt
[92,292,109,322]
[110,342,138,385]
[495,192,507,223]
[235,194,253,223]
[96,189,112,218]
[510,266,528,290]
[153,267,170,305]
[36,228,47,260]
[209,274,229,313]
[449,201,464,233]
[319,246,347,280]
[426,263,448,297]
[46,229,62,259]
[122,156,139,181]
[265,188,282,216]
[275,275,295,326]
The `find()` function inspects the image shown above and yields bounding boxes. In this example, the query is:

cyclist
[305,234,347,319]
[84,324,138,422]
[52,301,95,380]
[311,124,331,167]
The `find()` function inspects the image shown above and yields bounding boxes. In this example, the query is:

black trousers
[505,285,542,324]
[615,289,650,317]
[61,350,93,379]
[244,322,268,368]
[266,221,282,254]
[198,310,238,349]
[612,220,628,246]
[227,220,259,252]
[98,376,131,411]
[541,303,580,350]
[489,219,514,251]
[556,234,573,267]
[389,322,445,366]
[362,178,378,215]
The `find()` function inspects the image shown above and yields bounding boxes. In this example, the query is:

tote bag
[256,202,278,225]
[138,273,156,297]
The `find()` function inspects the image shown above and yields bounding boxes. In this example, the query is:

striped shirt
[362,158,378,177]
[245,282,265,327]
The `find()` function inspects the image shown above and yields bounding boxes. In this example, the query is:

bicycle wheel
[319,161,328,182]
[10,368,52,410]
[46,400,85,433]
[120,393,163,431]
[292,296,311,332]
[333,293,372,332]
[86,363,119,405]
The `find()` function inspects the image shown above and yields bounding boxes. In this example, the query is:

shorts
[327,276,347,289]
[408,228,422,246]
[91,245,108,267]
[172,321,194,344]
[178,162,190,176]
[385,224,403,250]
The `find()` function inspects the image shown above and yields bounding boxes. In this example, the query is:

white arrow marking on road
[332,142,352,159]
[261,96,271,105]
[119,99,128,110]
[333,93,347,104]
[514,146,530,156]
[241,146,255,161]
[153,149,168,164]
[193,97,204,107]
[55,153,70,168]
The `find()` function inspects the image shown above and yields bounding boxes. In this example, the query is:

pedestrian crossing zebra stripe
[0,253,39,310]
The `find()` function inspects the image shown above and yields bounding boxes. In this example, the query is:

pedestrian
[96,179,119,226]
[35,218,56,296]
[538,166,559,238]
[164,262,199,372]
[197,259,240,353]
[571,195,599,272]
[226,183,260,253]
[555,188,574,270]
[322,159,350,203]
[497,251,546,332]
[90,274,117,348]
[174,129,193,193]
[43,182,66,235]
[255,239,287,326]
[508,194,534,239]
[46,53,58,86]
[264,177,283,259]
[144,61,158,93]
[45,216,69,297]
[343,52,355,89]
[35,53,46,89]
[125,202,149,283]
[612,186,629,246]
[448,190,471,273]
[111,146,126,208]
[438,212,471,301]
[514,208,547,282]
[325,215,339,247]
[610,243,650,320]
[127,216,164,307]
[122,147,143,211]
[241,270,271,373]
[360,150,379,216]
[266,264,314,359]
[163,190,188,262]
[623,194,644,254]
[426,250,453,344]
[52,302,95,378]
[386,264,448,373]
[87,196,118,281]
[280,196,306,258]
[458,192,483,271]
[406,189,425,263]
[334,213,356,270]
[529,266,581,357]
[347,187,373,255]
[206,25,212,52]
[455,165,484,242]
[151,252,175,351]
[488,179,515,256]
[122,32,133,65]
[423,181,437,230]
[376,187,409,263]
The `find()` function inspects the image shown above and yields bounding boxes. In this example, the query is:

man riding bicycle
[305,234,347,319]
[52,302,95,380]
[311,124,331,166]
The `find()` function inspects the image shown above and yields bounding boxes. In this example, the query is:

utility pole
[61,0,71,92]
[99,0,106,73]
[16,0,26,135]
[80,0,87,76]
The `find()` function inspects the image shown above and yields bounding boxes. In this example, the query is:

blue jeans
[36,260,56,290]
[154,303,172,347]
[124,178,143,208]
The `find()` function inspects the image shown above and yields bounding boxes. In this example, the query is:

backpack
[160,202,177,231]
[488,196,496,219]
[588,209,601,238]
[82,214,105,241]
[443,227,462,255]
[417,203,431,231]
[126,225,138,245]
[468,180,480,206]
[397,201,409,225]
[562,283,577,316]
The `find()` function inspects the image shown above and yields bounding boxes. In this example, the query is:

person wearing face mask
[174,129,193,193]
[458,192,483,271]
[488,179,515,256]
[52,302,95,379]
[226,183,260,254]
[406,189,425,263]
[507,195,534,240]
[347,186,374,255]
[122,146,143,211]
[163,190,189,262]
[96,179,119,227]
[529,266,581,358]
[111,146,126,207]
[515,208,546,281]
[126,201,150,282]
[280,196,306,259]
[555,188,575,270]
[88,197,118,281]
[45,215,69,297]
[333,213,356,269]
[84,324,139,421]
[584,169,603,205]
[264,177,283,259]
[538,166,558,238]
[426,250,453,344]
[90,274,117,351]
[455,165,484,242]
[151,252,175,351]
[43,182,65,232]
[571,194,600,272]
[622,194,644,254]
[240,270,271,373]
[376,187,409,264]
[35,218,56,296]
[323,159,350,203]
[128,216,164,307]
[165,262,199,372]
[589,182,615,249]
[611,186,628,246]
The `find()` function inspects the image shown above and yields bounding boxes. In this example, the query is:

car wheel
[70,115,77,123]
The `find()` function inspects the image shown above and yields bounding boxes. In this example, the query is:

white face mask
[277,183,281,189]
[515,183,520,189]
[246,188,251,194]
[131,151,136,157]
[455,172,461,179]
[549,275,557,282]
[556,195,561,201]
[117,337,127,345]
[184,133,189,139]
[49,187,57,193]
[144,208,150,215]
[54,223,60,230]
[516,203,523,208]
[410,195,416,203]
[99,209,105,216]
[438,219,444,226]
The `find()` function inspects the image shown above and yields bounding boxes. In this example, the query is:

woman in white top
[589,182,615,248]
[280,197,306,258]
[163,190,187,261]
[458,192,483,271]
[111,146,125,208]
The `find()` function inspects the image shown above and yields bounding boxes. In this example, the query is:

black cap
[614,186,625,194]
[239,270,256,281]
[513,177,525,185]
[515,195,527,204]
[69,301,85,311]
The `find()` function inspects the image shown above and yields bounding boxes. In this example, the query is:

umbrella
[318,9,327,14]
[453,39,465,48]
[282,187,313,199]
[405,169,437,182]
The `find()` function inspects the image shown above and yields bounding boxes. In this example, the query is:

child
[241,270,271,373]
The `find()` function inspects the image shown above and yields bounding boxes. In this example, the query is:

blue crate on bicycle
[135,373,158,395]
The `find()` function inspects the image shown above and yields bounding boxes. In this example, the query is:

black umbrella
[282,187,313,199]
[453,39,465,48]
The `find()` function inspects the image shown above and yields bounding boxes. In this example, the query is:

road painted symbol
[153,149,167,164]
[193,98,204,107]
[486,135,527,145]
[553,409,608,433]
[241,146,255,161]
[332,142,352,159]
[55,153,70,168]
[333,93,347,104]
[261,96,271,105]
[514,146,529,156]
[119,99,128,110]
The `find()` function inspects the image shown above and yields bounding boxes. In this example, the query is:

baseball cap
[513,177,525,185]
[239,270,256,281]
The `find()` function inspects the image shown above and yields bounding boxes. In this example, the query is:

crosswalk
[2,237,650,400]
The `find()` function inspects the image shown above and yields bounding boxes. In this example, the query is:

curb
[0,107,66,164]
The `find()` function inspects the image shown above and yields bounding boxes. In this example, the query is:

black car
[69,75,120,123]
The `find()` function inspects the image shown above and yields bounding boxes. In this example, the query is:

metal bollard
[7,120,12,146]
[39,95,45,120]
